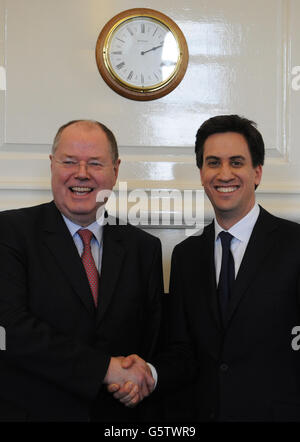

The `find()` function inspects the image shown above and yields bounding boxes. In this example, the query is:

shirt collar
[62,213,104,246]
[214,203,260,243]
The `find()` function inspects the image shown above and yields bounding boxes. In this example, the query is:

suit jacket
[0,201,163,421]
[156,207,300,421]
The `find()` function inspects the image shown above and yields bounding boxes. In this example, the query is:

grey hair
[51,120,119,164]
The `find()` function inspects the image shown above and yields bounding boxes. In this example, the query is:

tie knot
[78,229,93,246]
[219,231,233,249]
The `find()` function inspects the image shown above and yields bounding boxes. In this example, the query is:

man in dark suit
[0,120,163,421]
[114,115,300,421]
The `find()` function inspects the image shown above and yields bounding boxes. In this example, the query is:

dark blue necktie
[218,231,235,323]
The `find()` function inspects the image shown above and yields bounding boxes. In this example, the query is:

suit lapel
[96,219,125,324]
[42,202,96,316]
[226,207,279,325]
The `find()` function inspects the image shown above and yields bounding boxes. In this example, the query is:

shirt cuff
[147,362,158,389]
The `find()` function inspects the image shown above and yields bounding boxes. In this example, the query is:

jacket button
[209,412,215,420]
[220,363,229,372]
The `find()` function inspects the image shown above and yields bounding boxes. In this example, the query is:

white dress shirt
[214,203,260,284]
[62,213,104,273]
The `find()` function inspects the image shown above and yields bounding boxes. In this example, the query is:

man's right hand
[104,354,155,407]
[104,355,155,407]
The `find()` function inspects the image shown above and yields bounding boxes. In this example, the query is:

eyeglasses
[53,158,104,172]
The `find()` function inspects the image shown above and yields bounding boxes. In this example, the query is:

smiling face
[200,131,262,229]
[50,122,120,226]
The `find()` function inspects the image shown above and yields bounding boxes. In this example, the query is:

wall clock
[95,8,189,101]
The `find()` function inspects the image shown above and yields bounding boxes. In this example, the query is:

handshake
[103,354,155,408]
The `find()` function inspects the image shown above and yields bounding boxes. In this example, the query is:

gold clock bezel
[95,8,189,101]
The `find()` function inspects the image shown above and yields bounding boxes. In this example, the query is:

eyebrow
[62,154,102,160]
[205,155,246,161]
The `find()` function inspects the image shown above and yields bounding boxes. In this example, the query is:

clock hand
[141,44,163,55]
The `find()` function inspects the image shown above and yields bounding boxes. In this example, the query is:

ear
[199,167,204,186]
[254,164,263,187]
[113,159,121,181]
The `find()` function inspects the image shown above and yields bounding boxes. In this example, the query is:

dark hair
[195,114,265,169]
[52,119,119,164]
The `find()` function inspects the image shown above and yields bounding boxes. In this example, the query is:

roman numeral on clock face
[116,62,125,70]
[127,71,134,80]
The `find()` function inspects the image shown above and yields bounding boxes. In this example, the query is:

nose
[74,161,90,179]
[217,163,234,181]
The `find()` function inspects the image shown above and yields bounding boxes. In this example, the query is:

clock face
[105,17,180,91]
[96,8,189,101]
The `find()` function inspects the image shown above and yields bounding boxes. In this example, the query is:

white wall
[0,0,300,289]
